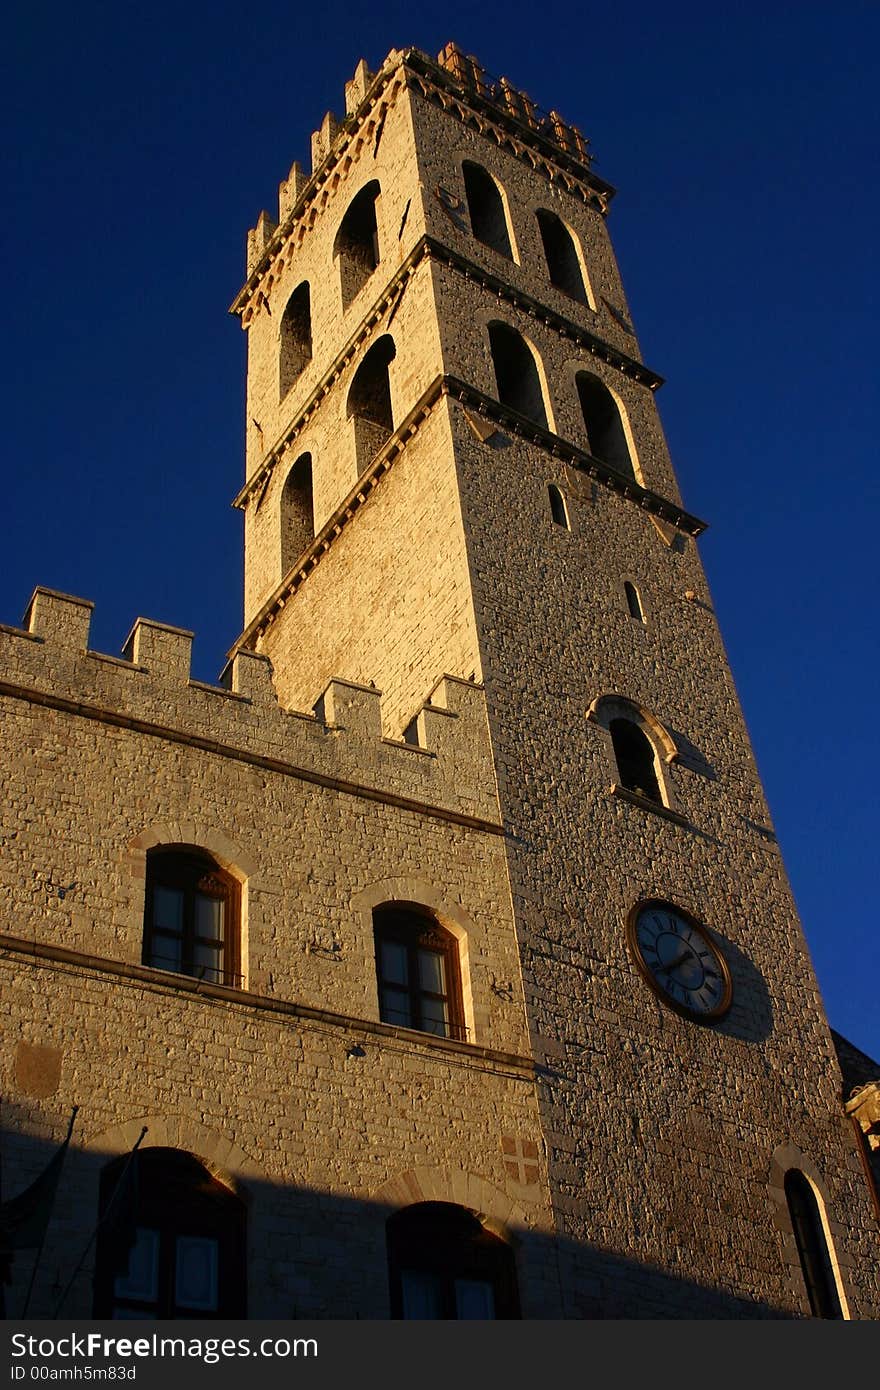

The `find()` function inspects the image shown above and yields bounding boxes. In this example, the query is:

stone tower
[2,43,877,1321]
[230,44,880,1316]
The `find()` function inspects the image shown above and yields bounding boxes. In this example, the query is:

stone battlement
[0,588,500,829]
[240,41,610,290]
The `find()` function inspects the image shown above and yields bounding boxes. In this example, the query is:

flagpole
[51,1125,147,1320]
[20,1107,79,1319]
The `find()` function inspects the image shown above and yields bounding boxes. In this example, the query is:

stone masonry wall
[253,405,483,738]
[445,396,880,1316]
[0,587,556,1317]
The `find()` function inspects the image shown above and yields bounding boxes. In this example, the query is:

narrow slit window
[462,162,513,259]
[624,581,644,622]
[548,484,570,529]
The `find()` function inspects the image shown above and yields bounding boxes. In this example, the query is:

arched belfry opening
[462,162,513,259]
[334,180,381,309]
[278,282,312,397]
[576,371,634,479]
[280,453,314,574]
[488,322,548,429]
[347,335,396,474]
[536,209,588,305]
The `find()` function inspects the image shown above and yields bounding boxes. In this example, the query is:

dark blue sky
[4,2,878,1058]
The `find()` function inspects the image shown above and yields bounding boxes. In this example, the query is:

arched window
[576,371,634,479]
[624,581,644,622]
[280,453,314,575]
[609,718,662,804]
[278,282,312,398]
[548,484,570,529]
[536,209,588,305]
[784,1171,844,1318]
[93,1149,246,1319]
[462,162,513,259]
[334,180,380,310]
[373,904,465,1041]
[488,322,548,429]
[347,335,396,475]
[387,1203,520,1319]
[143,847,240,986]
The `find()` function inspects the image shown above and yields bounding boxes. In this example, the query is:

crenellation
[278,159,308,222]
[246,208,278,275]
[220,644,276,702]
[0,592,499,828]
[23,586,94,649]
[122,615,194,677]
[315,676,384,740]
[345,59,375,116]
[311,111,342,173]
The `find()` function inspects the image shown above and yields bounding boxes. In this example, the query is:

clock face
[626,900,732,1022]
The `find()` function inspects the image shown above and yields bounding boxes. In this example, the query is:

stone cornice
[0,932,534,1077]
[429,238,662,388]
[233,234,662,513]
[443,375,705,536]
[404,48,615,209]
[230,47,615,322]
[236,373,707,649]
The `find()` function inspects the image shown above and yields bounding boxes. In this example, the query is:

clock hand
[658,949,692,973]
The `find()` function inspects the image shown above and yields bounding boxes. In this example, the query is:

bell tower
[230,45,880,1316]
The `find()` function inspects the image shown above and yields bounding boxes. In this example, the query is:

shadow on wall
[0,1113,797,1321]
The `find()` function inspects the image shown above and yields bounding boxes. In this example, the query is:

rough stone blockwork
[2,42,878,1320]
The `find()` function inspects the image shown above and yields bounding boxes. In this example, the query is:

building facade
[1,43,878,1319]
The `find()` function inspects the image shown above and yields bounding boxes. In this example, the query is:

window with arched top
[624,581,644,622]
[278,282,312,398]
[334,181,380,309]
[347,335,396,475]
[488,322,548,429]
[280,453,314,575]
[462,162,513,259]
[784,1170,844,1318]
[576,371,634,479]
[548,484,570,529]
[373,903,465,1041]
[93,1148,246,1319]
[609,718,662,804]
[143,847,240,987]
[387,1203,520,1319]
[536,209,589,305]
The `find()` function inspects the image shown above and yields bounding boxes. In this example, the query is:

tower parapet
[0,587,500,829]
